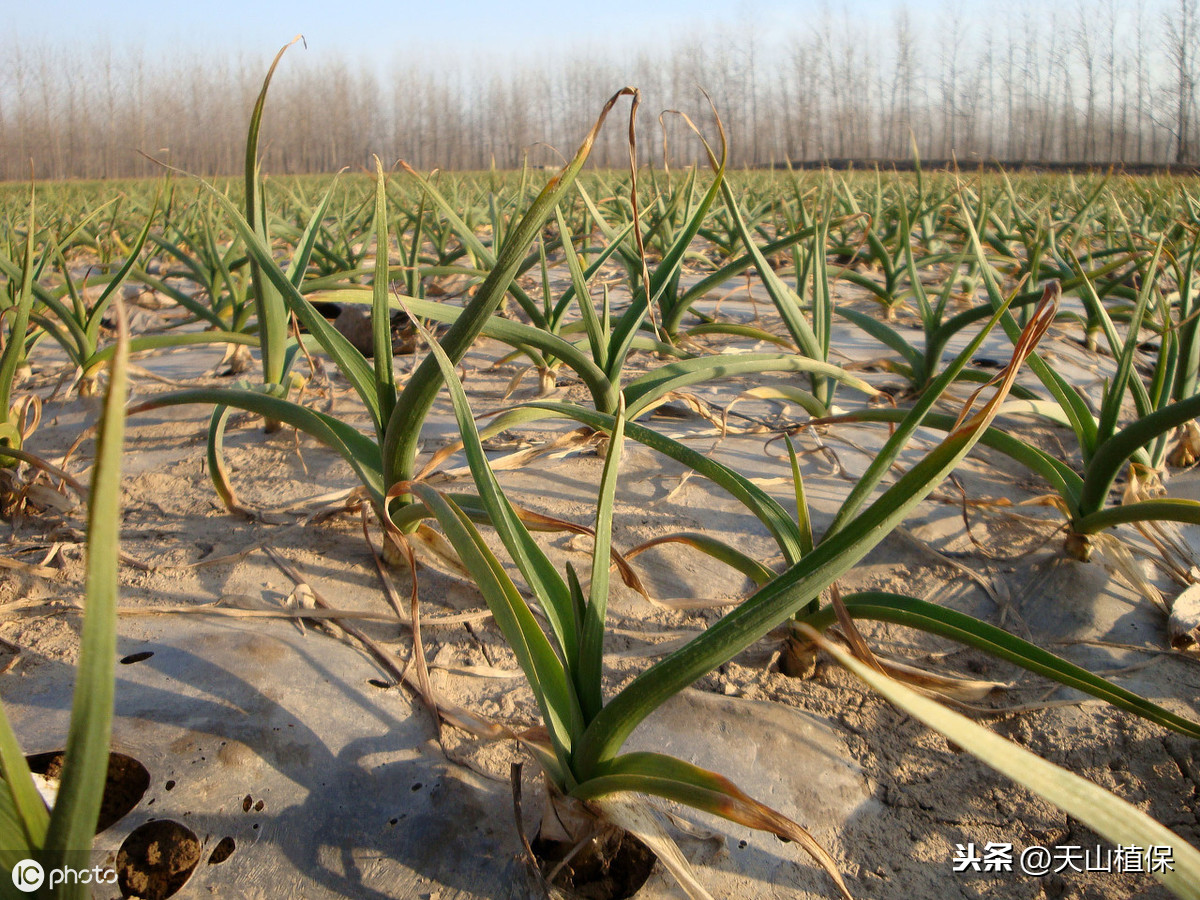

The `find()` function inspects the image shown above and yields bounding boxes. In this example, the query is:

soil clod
[116,819,202,900]
[531,828,657,900]
[26,750,150,833]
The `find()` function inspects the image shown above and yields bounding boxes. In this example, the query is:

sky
[11,0,938,68]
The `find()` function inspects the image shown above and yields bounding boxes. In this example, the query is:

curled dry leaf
[21,483,76,515]
[1090,532,1167,613]
[1167,420,1200,468]
[1169,583,1200,651]
[591,794,715,900]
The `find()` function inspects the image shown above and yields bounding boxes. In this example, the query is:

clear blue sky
[12,0,939,67]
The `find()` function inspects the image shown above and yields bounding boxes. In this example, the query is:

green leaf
[83,331,259,374]
[125,265,228,330]
[831,406,1085,516]
[371,160,397,437]
[574,751,851,900]
[0,704,46,860]
[0,775,37,873]
[578,397,626,721]
[1096,243,1160,445]
[313,288,618,413]
[177,177,384,430]
[732,384,830,420]
[411,485,581,780]
[285,175,340,289]
[718,180,822,365]
[1074,498,1200,535]
[0,189,36,433]
[573,296,1055,775]
[834,305,923,372]
[519,402,806,564]
[826,286,1026,537]
[244,37,302,389]
[555,205,608,371]
[81,203,157,351]
[399,303,582,670]
[668,225,817,334]
[627,533,776,586]
[385,90,639,490]
[683,323,796,349]
[129,388,386,507]
[622,354,875,419]
[807,627,1200,900]
[962,212,1101,459]
[548,207,638,335]
[1079,393,1200,518]
[797,592,1200,739]
[40,300,130,893]
[785,436,814,558]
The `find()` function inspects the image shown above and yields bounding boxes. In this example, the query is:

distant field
[3,151,1200,900]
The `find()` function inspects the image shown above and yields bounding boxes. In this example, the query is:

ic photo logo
[11,860,43,892]
[11,859,117,892]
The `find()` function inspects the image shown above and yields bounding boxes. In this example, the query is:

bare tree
[1075,0,1099,160]
[886,6,918,159]
[1165,0,1200,163]
[8,5,1200,181]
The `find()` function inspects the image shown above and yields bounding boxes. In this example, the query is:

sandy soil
[1,279,1198,899]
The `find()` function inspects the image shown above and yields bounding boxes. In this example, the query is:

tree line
[3,0,1199,181]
